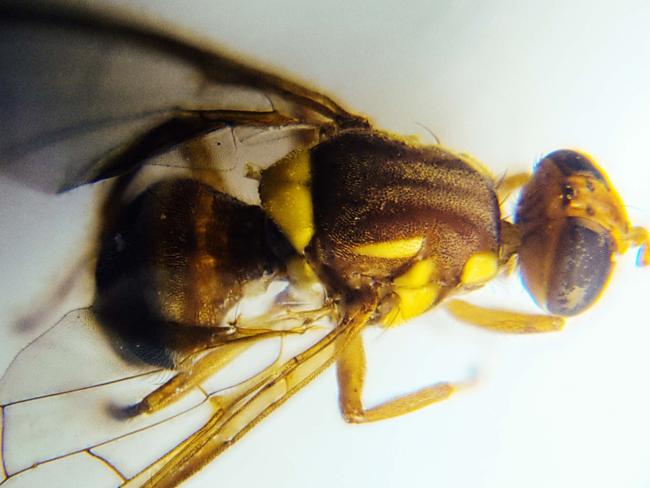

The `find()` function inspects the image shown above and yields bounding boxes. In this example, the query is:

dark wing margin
[0,1,367,193]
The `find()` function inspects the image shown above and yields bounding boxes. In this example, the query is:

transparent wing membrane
[0,309,158,406]
[0,288,336,486]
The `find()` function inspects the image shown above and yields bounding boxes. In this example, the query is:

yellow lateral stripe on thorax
[352,236,424,259]
[260,149,315,253]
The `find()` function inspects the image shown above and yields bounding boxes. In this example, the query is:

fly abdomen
[94,178,280,365]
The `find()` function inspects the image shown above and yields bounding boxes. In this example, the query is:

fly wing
[0,307,199,485]
[0,305,300,486]
[0,1,364,194]
[123,291,376,488]
[0,4,362,485]
[0,175,328,486]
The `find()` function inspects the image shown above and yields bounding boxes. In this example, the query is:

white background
[1,1,650,487]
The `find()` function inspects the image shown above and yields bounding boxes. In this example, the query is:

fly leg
[128,321,321,417]
[445,299,565,334]
[128,339,255,417]
[125,290,378,488]
[336,332,472,424]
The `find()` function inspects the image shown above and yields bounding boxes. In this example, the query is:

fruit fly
[0,2,648,487]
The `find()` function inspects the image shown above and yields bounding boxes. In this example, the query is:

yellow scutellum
[260,149,314,253]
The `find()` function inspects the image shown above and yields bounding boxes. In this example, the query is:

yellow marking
[382,284,439,327]
[397,133,422,145]
[395,285,439,319]
[263,148,311,185]
[392,258,436,288]
[352,237,424,259]
[460,251,498,285]
[381,258,440,326]
[260,149,314,253]
[262,183,314,252]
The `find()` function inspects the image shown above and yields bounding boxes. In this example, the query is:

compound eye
[545,217,613,316]
[545,149,607,182]
[515,149,623,316]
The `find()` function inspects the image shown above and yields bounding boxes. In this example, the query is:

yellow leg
[336,332,469,424]
[132,340,252,415]
[132,319,321,416]
[127,289,378,488]
[445,299,564,334]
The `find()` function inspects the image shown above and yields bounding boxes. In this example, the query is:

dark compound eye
[546,150,607,183]
[546,218,613,316]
